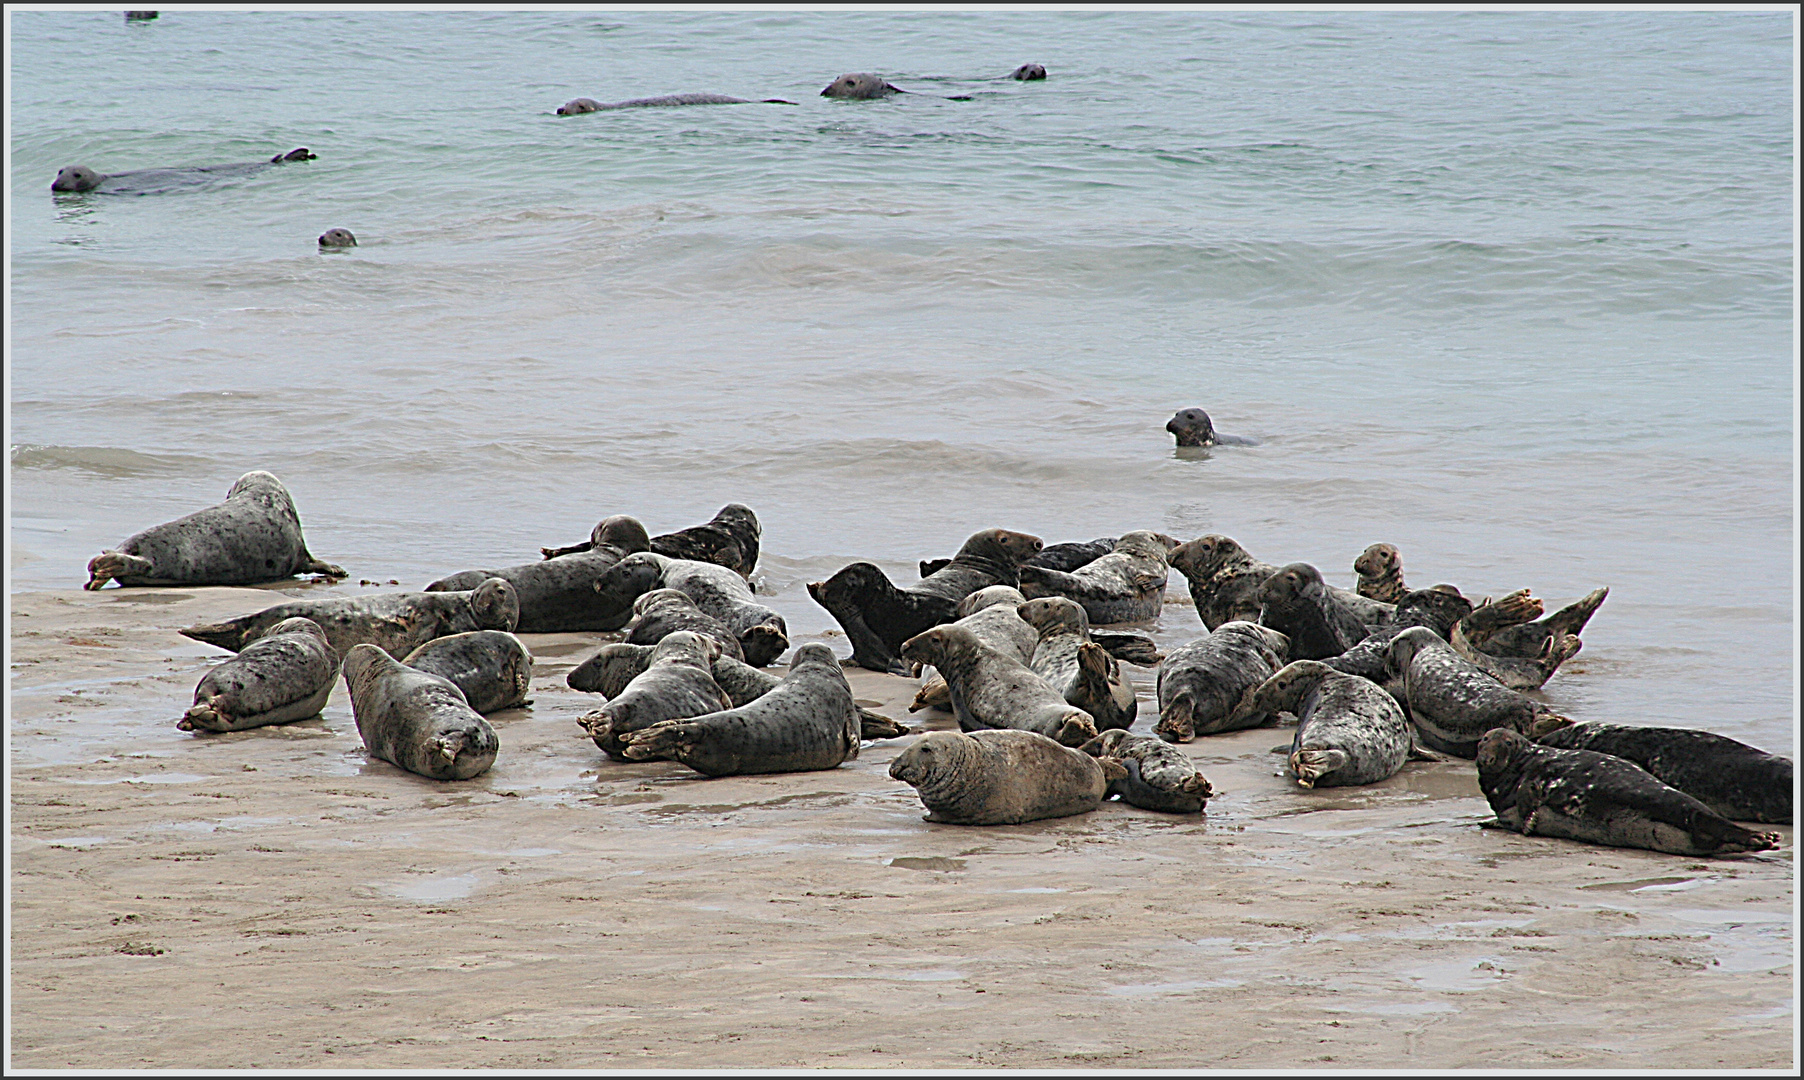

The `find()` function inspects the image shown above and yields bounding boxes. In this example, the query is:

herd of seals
[83,456,1791,856]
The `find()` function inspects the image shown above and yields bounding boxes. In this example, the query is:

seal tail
[1526,710,1575,740]
[858,708,913,740]
[1054,712,1099,747]
[910,674,950,713]
[85,550,154,590]
[178,700,223,733]
[1092,631,1163,666]
[739,623,790,668]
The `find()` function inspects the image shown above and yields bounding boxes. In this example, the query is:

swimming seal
[1257,563,1374,661]
[342,643,499,781]
[888,729,1125,825]
[919,537,1114,579]
[427,514,650,633]
[125,11,157,20]
[1166,408,1256,448]
[180,578,518,660]
[1016,596,1138,731]
[318,228,356,248]
[1018,530,1175,625]
[1010,64,1047,81]
[1534,723,1792,824]
[575,632,731,760]
[592,551,789,666]
[52,148,315,194]
[908,586,1037,713]
[1234,660,1412,787]
[1475,729,1781,856]
[178,616,338,733]
[400,630,532,714]
[808,528,1043,674]
[900,623,1097,747]
[821,73,905,99]
[1387,627,1570,758]
[1155,621,1290,742]
[623,588,745,661]
[1078,729,1212,813]
[86,470,344,590]
[622,643,861,775]
[557,93,796,115]
[1353,543,1407,604]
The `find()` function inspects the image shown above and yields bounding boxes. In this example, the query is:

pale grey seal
[52,148,315,194]
[821,73,905,99]
[1387,627,1570,758]
[592,551,788,666]
[1167,534,1277,631]
[1234,660,1412,787]
[178,616,338,733]
[429,514,650,633]
[888,729,1125,825]
[180,578,518,660]
[342,644,498,781]
[1534,723,1792,824]
[900,623,1097,747]
[1154,621,1290,742]
[1166,408,1256,448]
[908,585,1037,713]
[558,93,796,115]
[1018,530,1175,625]
[1077,729,1212,813]
[1016,596,1138,731]
[575,632,731,760]
[623,588,745,661]
[400,630,532,715]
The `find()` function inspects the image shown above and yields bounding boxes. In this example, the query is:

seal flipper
[1543,587,1609,637]
[85,550,154,590]
[1090,631,1163,666]
[179,615,262,653]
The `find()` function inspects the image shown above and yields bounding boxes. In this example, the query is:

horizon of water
[7,9,1796,752]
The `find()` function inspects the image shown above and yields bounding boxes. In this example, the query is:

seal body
[889,729,1121,825]
[623,588,745,660]
[1323,585,1474,696]
[51,149,314,195]
[557,93,793,115]
[342,644,498,780]
[1476,729,1781,856]
[1078,729,1212,813]
[576,632,731,760]
[1018,530,1173,625]
[1468,587,1609,658]
[1388,627,1567,758]
[1353,543,1407,603]
[401,630,532,714]
[1535,723,1792,824]
[1447,589,1582,690]
[622,644,861,775]
[85,470,344,590]
[1155,621,1289,742]
[900,624,1096,747]
[920,537,1113,579]
[648,503,762,577]
[1166,408,1255,448]
[821,73,903,99]
[809,528,1042,674]
[179,616,338,733]
[1237,660,1411,787]
[909,586,1037,713]
[318,228,357,248]
[593,552,788,666]
[427,514,649,632]
[1167,535,1277,631]
[180,578,518,660]
[1257,563,1372,661]
[1017,596,1138,730]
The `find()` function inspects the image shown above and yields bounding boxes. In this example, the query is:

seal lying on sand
[900,624,1097,747]
[1258,563,1374,661]
[180,578,518,660]
[909,586,1038,713]
[401,630,532,715]
[622,644,861,776]
[809,528,1042,674]
[919,537,1114,579]
[889,729,1125,825]
[1388,627,1570,758]
[1353,543,1408,603]
[623,588,745,660]
[428,515,650,632]
[342,644,499,781]
[1476,729,1781,856]
[821,73,905,98]
[593,552,789,666]
[1234,660,1412,787]
[1155,621,1290,742]
[1018,530,1174,625]
[86,470,344,590]
[1166,408,1256,448]
[1017,597,1138,731]
[52,148,315,194]
[1078,729,1212,813]
[178,616,338,733]
[558,93,796,114]
[576,632,731,760]
[1322,585,1474,694]
[1535,723,1793,824]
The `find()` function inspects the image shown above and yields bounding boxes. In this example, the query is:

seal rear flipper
[1155,693,1196,743]
[620,720,692,761]
[1091,631,1162,666]
[85,550,154,590]
[1406,740,1449,763]
[1290,748,1350,788]
[179,618,258,653]
[1544,587,1609,638]
[859,709,914,740]
[540,540,591,560]
[300,556,347,578]
[738,623,790,668]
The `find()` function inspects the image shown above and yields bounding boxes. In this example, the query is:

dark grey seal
[52,148,315,194]
[647,503,762,577]
[125,11,158,20]
[900,623,1097,747]
[592,551,788,666]
[623,588,745,661]
[342,643,498,781]
[576,632,731,760]
[1016,596,1138,731]
[1535,723,1792,824]
[1461,586,1608,659]
[1018,530,1175,625]
[558,93,796,115]
[401,630,532,715]
[919,536,1114,579]
[1166,407,1256,448]
[1234,660,1412,787]
[318,228,356,248]
[821,73,905,99]
[86,470,344,590]
[1257,563,1373,661]
[888,729,1125,825]
[1078,729,1212,813]
[178,616,338,733]
[1476,729,1781,857]
[180,578,518,660]
[426,515,651,632]
[1448,589,1583,691]
[622,643,862,776]
[1387,627,1570,758]
[1154,621,1290,742]
[1321,585,1474,694]
[1010,64,1047,81]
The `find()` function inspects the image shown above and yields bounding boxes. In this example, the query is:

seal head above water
[318,228,357,248]
[1010,64,1047,81]
[1166,408,1256,448]
[821,73,904,99]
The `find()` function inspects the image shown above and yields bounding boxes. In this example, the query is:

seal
[888,729,1126,825]
[648,503,762,577]
[400,630,532,715]
[557,93,797,115]
[86,470,344,590]
[1016,596,1138,731]
[592,551,789,666]
[1448,589,1582,690]
[1010,64,1047,81]
[1456,587,1609,659]
[341,643,498,781]
[908,586,1037,713]
[1166,408,1256,448]
[808,528,1043,674]
[1155,621,1290,742]
[821,73,905,99]
[1166,534,1277,631]
[900,623,1097,747]
[318,228,357,248]
[1476,729,1781,856]
[125,11,158,20]
[622,643,862,775]
[1077,729,1212,813]
[1233,660,1412,787]
[52,149,315,194]
[1535,722,1792,824]
[1353,543,1407,604]
[1018,530,1174,625]
[1322,584,1474,693]
[919,537,1114,579]
[180,577,518,660]
[427,514,650,633]
[575,631,731,760]
[623,588,745,661]
[178,616,338,733]
[1387,627,1570,758]
[1257,563,1374,661]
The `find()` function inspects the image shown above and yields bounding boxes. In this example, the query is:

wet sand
[8,585,1794,1069]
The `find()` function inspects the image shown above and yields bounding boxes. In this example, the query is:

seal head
[821,73,903,99]
[51,166,104,193]
[319,228,357,248]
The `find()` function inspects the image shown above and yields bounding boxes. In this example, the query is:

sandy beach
[7,583,1794,1069]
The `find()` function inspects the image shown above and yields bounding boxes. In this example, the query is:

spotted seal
[1322,585,1474,692]
[1166,408,1256,448]
[400,630,532,715]
[1010,64,1047,81]
[1018,530,1174,625]
[85,470,344,590]
[1387,627,1570,758]
[1155,621,1290,742]
[1234,660,1412,787]
[1353,543,1408,604]
[908,586,1037,713]
[808,528,1043,674]
[1448,589,1582,690]
[180,578,518,660]
[342,644,499,780]
[1257,563,1374,661]
[900,624,1097,747]
[575,632,731,760]
[592,552,788,666]
[1463,587,1609,659]
[622,643,861,775]
[1016,596,1138,731]
[52,148,315,194]
[318,228,357,248]
[623,588,745,661]
[427,515,650,632]
[888,729,1125,825]
[1476,729,1781,856]
[557,93,797,115]
[1078,729,1212,813]
[919,537,1114,579]
[1535,723,1792,824]
[178,616,338,733]
[1166,534,1277,631]
[820,73,904,99]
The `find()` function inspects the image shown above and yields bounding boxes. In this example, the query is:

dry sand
[8,584,1795,1069]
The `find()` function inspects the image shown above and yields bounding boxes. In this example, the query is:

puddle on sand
[1399,959,1505,991]
[33,836,112,849]
[1329,1000,1461,1017]
[1580,876,1699,892]
[1105,978,1244,996]
[104,592,194,604]
[386,871,481,903]
[890,857,965,872]
[68,772,212,785]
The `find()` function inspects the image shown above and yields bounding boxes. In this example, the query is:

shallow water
[8,10,1795,752]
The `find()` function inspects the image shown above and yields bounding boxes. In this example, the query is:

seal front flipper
[85,551,154,590]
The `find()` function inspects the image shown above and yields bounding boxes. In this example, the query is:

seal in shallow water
[821,73,905,99]
[1234,660,1412,787]
[1078,729,1212,813]
[622,643,861,775]
[401,630,532,715]
[1017,596,1138,731]
[1387,627,1570,758]
[557,93,796,114]
[1010,64,1047,80]
[1448,589,1582,690]
[1166,408,1256,448]
[576,632,731,760]
[428,514,650,633]
[86,470,344,590]
[1155,621,1290,742]
[52,148,315,194]
[900,623,1097,747]
[180,578,518,660]
[889,729,1125,825]
[593,551,788,666]
[342,644,498,780]
[178,616,338,733]
[1475,729,1781,856]
[1534,723,1792,824]
[1018,530,1174,625]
